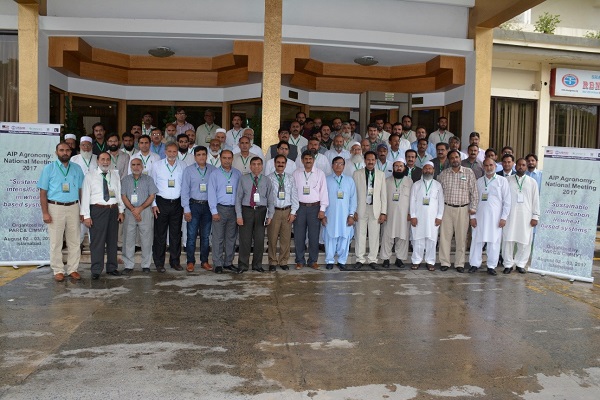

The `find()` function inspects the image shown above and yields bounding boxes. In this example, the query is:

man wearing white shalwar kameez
[468,158,512,275]
[323,157,357,269]
[380,159,413,268]
[502,158,540,274]
[410,162,444,270]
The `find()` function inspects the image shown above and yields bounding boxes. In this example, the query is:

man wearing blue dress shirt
[208,150,242,274]
[525,153,542,191]
[181,146,216,272]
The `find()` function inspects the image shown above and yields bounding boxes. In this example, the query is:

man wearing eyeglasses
[174,107,195,136]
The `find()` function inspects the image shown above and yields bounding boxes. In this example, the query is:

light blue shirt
[151,142,166,159]
[208,167,242,215]
[324,173,357,239]
[181,163,217,213]
[525,169,542,192]
[411,141,437,159]
[37,160,84,202]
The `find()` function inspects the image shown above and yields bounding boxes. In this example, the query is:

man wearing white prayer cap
[64,133,78,156]
[343,142,364,176]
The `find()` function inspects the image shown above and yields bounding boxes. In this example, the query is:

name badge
[460,176,466,181]
[200,183,207,192]
[303,186,310,195]
[131,194,138,204]
[143,170,148,175]
[481,192,488,201]
[168,179,175,188]
[368,188,374,196]
[423,197,430,206]
[278,191,285,200]
[62,182,70,193]
[226,185,233,194]
[253,192,260,203]
[109,189,116,198]
[392,193,400,202]
[205,137,211,143]
[337,190,344,199]
[517,192,524,203]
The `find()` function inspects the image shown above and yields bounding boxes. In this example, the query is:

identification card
[143,170,148,175]
[303,186,310,195]
[337,190,344,199]
[253,192,260,203]
[423,197,430,206]
[460,175,466,181]
[366,195,373,204]
[62,182,70,193]
[205,137,211,143]
[168,179,175,188]
[226,185,233,194]
[109,189,116,198]
[481,192,488,201]
[199,183,207,192]
[131,194,138,204]
[392,193,400,202]
[368,187,374,196]
[517,192,524,203]
[278,191,285,200]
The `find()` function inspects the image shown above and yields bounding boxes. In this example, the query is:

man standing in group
[449,136,467,160]
[498,154,516,177]
[151,143,185,273]
[121,132,138,157]
[288,120,308,151]
[267,155,298,271]
[235,157,275,273]
[141,111,155,137]
[353,151,387,269]
[323,157,357,270]
[150,128,166,159]
[91,122,108,155]
[374,117,390,143]
[428,116,454,145]
[164,123,178,144]
[469,132,486,162]
[399,115,417,143]
[319,123,333,150]
[325,135,350,164]
[121,158,158,274]
[437,150,478,273]
[468,158,512,276]
[404,149,422,182]
[233,136,259,175]
[344,142,364,176]
[64,134,78,156]
[387,133,410,163]
[181,146,216,272]
[293,150,328,270]
[409,162,444,271]
[297,137,332,175]
[365,123,383,152]
[380,159,413,268]
[415,139,434,169]
[376,143,393,178]
[411,126,437,159]
[207,139,222,168]
[525,153,543,190]
[502,158,540,274]
[225,114,245,148]
[81,152,125,279]
[106,133,130,178]
[432,142,450,179]
[71,136,97,175]
[462,143,485,179]
[38,142,85,282]
[266,128,297,161]
[196,109,220,145]
[264,141,296,176]
[129,124,143,149]
[233,128,263,160]
[208,150,241,274]
[174,108,195,135]
[130,135,161,175]
[176,133,195,167]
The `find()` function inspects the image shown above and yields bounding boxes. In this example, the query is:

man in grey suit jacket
[352,151,387,269]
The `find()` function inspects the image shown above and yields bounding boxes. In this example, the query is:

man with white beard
[81,152,125,279]
[325,135,351,164]
[340,122,361,147]
[344,142,365,176]
[409,162,444,271]
[502,158,540,274]
[468,158,512,276]
[70,136,97,246]
[380,159,413,268]
[207,139,222,168]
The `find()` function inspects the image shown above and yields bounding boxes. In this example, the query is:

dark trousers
[294,204,320,264]
[186,202,212,265]
[238,206,267,270]
[211,205,237,267]
[152,196,183,268]
[89,205,119,274]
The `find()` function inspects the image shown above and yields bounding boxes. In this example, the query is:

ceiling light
[148,46,175,58]
[354,56,378,66]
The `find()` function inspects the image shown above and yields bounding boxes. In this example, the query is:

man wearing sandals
[409,162,444,271]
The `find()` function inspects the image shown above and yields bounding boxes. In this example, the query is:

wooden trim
[118,99,127,135]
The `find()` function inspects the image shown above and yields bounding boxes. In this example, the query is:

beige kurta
[382,176,413,240]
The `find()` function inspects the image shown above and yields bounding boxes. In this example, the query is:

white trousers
[379,230,408,262]
[469,238,501,269]
[502,241,531,268]
[355,204,380,264]
[411,238,437,266]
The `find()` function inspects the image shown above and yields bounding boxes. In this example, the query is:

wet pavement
[1,262,600,399]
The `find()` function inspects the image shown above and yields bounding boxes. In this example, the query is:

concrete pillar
[18,2,39,122]
[472,27,493,149]
[261,0,282,154]
[536,62,551,169]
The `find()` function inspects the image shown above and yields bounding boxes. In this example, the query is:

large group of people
[39,110,541,281]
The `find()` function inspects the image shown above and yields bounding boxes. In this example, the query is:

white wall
[492,68,537,91]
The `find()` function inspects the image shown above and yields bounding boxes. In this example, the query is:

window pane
[490,98,536,157]
[0,34,18,122]
[549,103,598,149]
[71,96,118,136]
[412,109,440,132]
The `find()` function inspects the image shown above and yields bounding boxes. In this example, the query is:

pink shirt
[292,167,329,212]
